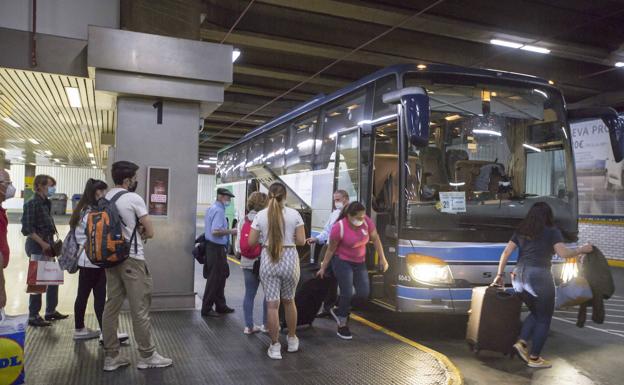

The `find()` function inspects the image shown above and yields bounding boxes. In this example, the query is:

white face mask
[4,184,16,199]
[247,211,257,222]
[335,201,344,210]
[350,218,364,227]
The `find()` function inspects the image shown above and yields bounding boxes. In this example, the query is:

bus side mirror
[568,107,624,162]
[383,87,430,147]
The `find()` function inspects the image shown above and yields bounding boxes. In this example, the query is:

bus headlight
[406,254,454,285]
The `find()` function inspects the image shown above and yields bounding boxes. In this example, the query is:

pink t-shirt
[329,216,376,264]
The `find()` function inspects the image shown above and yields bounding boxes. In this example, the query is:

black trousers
[202,242,228,313]
[74,267,107,330]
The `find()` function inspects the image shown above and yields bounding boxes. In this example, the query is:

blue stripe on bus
[397,285,515,301]
[398,245,517,263]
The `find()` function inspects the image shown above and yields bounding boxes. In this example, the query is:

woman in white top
[69,179,108,340]
[249,182,306,360]
[70,179,128,344]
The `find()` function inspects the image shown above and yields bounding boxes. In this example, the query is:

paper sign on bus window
[439,191,466,214]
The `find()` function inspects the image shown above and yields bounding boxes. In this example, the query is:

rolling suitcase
[280,263,330,329]
[466,286,521,356]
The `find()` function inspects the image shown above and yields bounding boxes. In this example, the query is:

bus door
[370,120,400,306]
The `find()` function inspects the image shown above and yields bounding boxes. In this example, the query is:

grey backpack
[59,228,81,274]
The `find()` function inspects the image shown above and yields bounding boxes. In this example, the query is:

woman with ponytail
[248,182,306,360]
[70,179,109,340]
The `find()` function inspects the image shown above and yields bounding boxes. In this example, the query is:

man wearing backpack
[101,161,172,371]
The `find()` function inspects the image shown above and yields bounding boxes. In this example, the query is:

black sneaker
[216,307,235,314]
[337,325,352,340]
[29,316,52,327]
[201,310,221,318]
[45,311,69,321]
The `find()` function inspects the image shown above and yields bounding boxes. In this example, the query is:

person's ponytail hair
[69,178,108,228]
[337,201,366,222]
[267,183,287,263]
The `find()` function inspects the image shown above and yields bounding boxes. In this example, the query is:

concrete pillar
[88,26,232,310]
[24,164,36,202]
[113,98,199,309]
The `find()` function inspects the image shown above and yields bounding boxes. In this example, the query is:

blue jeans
[28,253,59,319]
[243,268,267,328]
[332,257,369,322]
[513,265,555,356]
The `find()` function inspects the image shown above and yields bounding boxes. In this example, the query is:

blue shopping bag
[0,310,27,385]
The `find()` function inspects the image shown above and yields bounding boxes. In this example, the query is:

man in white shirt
[306,190,349,317]
[101,161,172,372]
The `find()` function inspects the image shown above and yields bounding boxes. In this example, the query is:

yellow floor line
[608,259,624,268]
[226,256,463,385]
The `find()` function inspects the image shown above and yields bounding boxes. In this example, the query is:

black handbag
[192,235,207,265]
[252,257,261,278]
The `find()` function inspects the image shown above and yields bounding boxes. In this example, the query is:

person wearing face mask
[236,191,268,334]
[201,188,237,317]
[47,176,57,197]
[317,201,389,340]
[306,190,349,317]
[70,178,128,344]
[101,161,172,372]
[0,169,16,312]
[21,174,68,327]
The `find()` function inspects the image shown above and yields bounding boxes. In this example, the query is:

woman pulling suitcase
[493,202,592,368]
[317,202,388,340]
[247,183,306,360]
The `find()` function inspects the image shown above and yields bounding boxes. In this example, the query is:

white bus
[216,64,624,313]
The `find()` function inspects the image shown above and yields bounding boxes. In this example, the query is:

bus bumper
[396,286,473,314]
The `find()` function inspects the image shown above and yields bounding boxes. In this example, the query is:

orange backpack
[84,191,137,267]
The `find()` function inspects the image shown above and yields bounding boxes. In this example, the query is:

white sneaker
[74,328,100,340]
[267,342,282,360]
[103,355,130,372]
[259,324,268,333]
[244,325,261,335]
[287,335,299,353]
[137,352,173,370]
[99,331,130,346]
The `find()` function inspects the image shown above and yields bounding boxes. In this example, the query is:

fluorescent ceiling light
[445,114,461,121]
[0,148,6,153]
[616,62,624,68]
[561,126,568,140]
[449,182,466,187]
[198,164,211,169]
[203,159,217,164]
[44,150,52,156]
[417,64,427,70]
[60,165,66,168]
[65,87,82,108]
[88,153,95,158]
[16,156,25,161]
[209,156,217,160]
[85,142,93,149]
[2,117,20,128]
[92,166,97,169]
[520,45,550,54]
[53,158,60,163]
[523,143,542,152]
[28,138,40,145]
[232,49,241,62]
[473,129,502,137]
[90,160,96,165]
[490,39,523,49]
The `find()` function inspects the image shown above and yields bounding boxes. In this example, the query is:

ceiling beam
[227,84,313,101]
[256,0,616,67]
[201,28,412,67]
[201,27,608,97]
[234,64,350,88]
[205,112,266,125]
[202,123,253,133]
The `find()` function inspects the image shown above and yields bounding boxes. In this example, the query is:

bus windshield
[402,73,577,241]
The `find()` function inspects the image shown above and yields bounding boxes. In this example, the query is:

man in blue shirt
[202,188,237,317]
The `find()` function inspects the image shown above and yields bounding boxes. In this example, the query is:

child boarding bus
[216,64,624,313]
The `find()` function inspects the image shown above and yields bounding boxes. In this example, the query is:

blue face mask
[224,200,231,207]
[47,186,56,197]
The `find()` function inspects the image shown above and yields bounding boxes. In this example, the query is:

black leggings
[74,267,106,330]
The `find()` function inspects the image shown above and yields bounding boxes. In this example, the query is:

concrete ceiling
[198,0,624,158]
[0,68,115,168]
